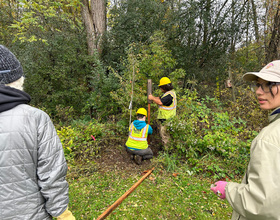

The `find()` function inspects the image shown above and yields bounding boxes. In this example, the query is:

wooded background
[1,0,280,122]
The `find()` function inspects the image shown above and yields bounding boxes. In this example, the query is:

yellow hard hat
[136,108,147,116]
[158,77,171,86]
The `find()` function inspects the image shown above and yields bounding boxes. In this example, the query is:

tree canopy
[1,0,280,121]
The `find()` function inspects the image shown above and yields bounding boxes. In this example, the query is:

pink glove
[210,181,227,199]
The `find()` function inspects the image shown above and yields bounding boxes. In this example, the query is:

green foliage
[220,84,268,132]
[139,31,177,78]
[9,0,82,43]
[58,119,127,164]
[166,0,254,84]
[20,37,97,120]
[57,120,105,164]
[85,65,121,121]
[103,0,169,71]
[1,0,100,122]
[167,90,254,178]
[235,42,264,72]
[110,31,185,123]
[155,151,180,172]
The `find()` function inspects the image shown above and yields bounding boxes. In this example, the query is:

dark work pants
[125,146,153,159]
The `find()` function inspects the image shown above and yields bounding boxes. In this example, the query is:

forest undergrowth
[56,86,267,219]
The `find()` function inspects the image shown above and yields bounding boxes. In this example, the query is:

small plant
[156,151,180,172]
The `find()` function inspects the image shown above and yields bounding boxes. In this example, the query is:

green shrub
[167,89,255,178]
[57,119,128,165]
[57,120,106,164]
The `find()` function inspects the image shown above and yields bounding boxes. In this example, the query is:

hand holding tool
[147,79,152,145]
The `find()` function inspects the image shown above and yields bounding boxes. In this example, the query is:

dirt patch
[68,127,163,179]
[95,135,162,173]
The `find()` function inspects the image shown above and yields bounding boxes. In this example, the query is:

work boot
[142,159,151,165]
[130,154,135,161]
[134,155,142,165]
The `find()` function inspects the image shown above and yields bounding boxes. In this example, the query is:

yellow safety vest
[126,123,149,150]
[157,90,177,120]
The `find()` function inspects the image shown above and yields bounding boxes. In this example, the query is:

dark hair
[269,82,280,98]
[159,83,173,92]
[137,114,145,119]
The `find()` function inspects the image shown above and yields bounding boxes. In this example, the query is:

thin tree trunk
[230,0,236,53]
[251,0,259,43]
[203,0,211,46]
[266,2,280,62]
[250,0,262,63]
[246,0,249,60]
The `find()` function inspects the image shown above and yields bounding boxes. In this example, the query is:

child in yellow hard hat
[125,108,153,165]
[148,77,177,149]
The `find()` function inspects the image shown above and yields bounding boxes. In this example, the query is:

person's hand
[56,208,75,220]
[210,181,227,199]
[148,94,154,100]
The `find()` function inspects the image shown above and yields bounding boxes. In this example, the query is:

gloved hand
[210,181,227,199]
[56,207,75,220]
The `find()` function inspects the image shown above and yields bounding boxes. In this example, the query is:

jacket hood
[133,120,147,130]
[0,85,31,113]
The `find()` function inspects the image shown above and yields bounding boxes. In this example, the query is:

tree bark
[91,0,107,54]
[81,0,106,55]
[81,0,96,56]
[250,0,259,43]
[266,2,280,62]
[92,0,106,36]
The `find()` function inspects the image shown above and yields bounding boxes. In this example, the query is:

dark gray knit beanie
[0,45,23,84]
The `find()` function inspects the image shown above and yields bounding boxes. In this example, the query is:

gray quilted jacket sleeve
[35,110,69,217]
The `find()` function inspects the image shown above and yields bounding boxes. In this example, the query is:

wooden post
[147,79,152,145]
[96,168,155,220]
[129,64,135,125]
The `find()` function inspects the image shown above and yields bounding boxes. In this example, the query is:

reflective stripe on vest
[159,91,177,110]
[157,90,176,120]
[129,124,148,141]
[126,123,149,150]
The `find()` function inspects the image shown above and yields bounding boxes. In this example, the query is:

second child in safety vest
[157,89,176,120]
[148,77,177,149]
[125,108,153,165]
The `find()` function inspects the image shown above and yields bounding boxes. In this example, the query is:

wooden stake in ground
[95,167,155,220]
[147,79,152,145]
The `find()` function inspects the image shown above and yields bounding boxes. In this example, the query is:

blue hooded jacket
[133,120,153,134]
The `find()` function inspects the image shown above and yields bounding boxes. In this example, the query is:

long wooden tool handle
[147,79,152,145]
[147,79,152,105]
[96,168,155,220]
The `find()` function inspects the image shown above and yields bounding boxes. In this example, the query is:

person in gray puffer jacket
[0,45,75,220]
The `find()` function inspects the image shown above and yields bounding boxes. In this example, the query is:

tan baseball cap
[243,60,280,82]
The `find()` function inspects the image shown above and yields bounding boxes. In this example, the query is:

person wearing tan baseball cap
[243,60,280,82]
[211,60,280,219]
